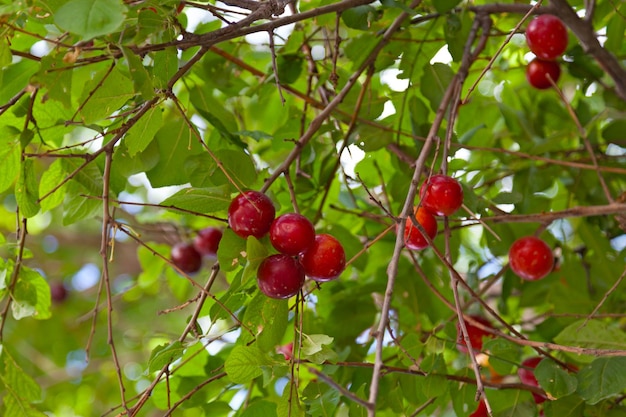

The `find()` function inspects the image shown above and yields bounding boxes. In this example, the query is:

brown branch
[477,202,626,224]
[100,150,129,412]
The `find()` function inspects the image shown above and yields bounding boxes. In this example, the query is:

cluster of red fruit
[525,14,568,89]
[170,227,223,274]
[228,191,346,299]
[404,174,464,250]
[468,355,553,416]
[458,316,558,416]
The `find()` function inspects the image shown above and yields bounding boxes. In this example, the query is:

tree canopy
[0,0,625,416]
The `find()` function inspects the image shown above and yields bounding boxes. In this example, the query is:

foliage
[0,0,625,416]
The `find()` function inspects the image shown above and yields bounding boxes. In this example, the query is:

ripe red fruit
[257,254,305,299]
[419,174,464,216]
[469,399,488,417]
[526,58,561,90]
[171,242,203,274]
[403,207,438,250]
[526,14,568,60]
[509,236,554,281]
[270,213,316,256]
[193,227,222,258]
[299,234,346,282]
[518,356,547,403]
[276,342,294,360]
[50,282,68,303]
[228,191,276,239]
[456,315,495,353]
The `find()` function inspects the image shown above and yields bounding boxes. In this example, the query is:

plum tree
[0,1,625,416]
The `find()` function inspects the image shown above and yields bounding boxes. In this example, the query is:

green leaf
[9,268,50,321]
[302,381,341,416]
[489,389,536,417]
[145,118,204,187]
[602,119,626,146]
[483,338,522,376]
[257,298,289,352]
[235,130,274,141]
[492,192,523,205]
[15,159,40,218]
[543,394,585,417]
[124,106,163,156]
[216,229,247,273]
[300,334,333,356]
[153,47,178,90]
[354,123,393,151]
[0,38,11,68]
[159,186,230,214]
[276,54,303,85]
[458,124,486,144]
[136,244,167,289]
[36,55,73,108]
[605,9,626,55]
[554,320,626,353]
[535,359,577,400]
[78,66,135,124]
[444,12,472,62]
[120,46,155,100]
[434,0,462,14]
[240,400,278,417]
[194,107,246,149]
[55,0,127,40]
[0,351,46,416]
[188,149,259,189]
[148,341,184,373]
[576,357,626,404]
[0,127,21,193]
[61,158,103,196]
[224,345,274,384]
[420,63,455,111]
[39,159,67,212]
[62,192,101,225]
[20,267,51,320]
[0,60,38,105]
[341,5,380,30]
[0,260,8,293]
[241,236,269,285]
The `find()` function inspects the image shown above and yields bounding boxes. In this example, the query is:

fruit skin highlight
[228,191,276,239]
[270,213,316,256]
[257,254,305,299]
[526,58,561,90]
[526,14,568,60]
[403,207,438,250]
[299,234,346,282]
[419,174,464,216]
[171,242,203,274]
[509,236,554,281]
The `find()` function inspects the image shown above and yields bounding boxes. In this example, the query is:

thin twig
[307,367,372,409]
[578,265,626,330]
[0,217,28,340]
